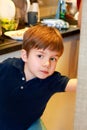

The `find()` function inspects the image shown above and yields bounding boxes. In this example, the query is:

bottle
[55,0,66,20]
[27,0,40,26]
[60,0,66,19]
[55,0,60,19]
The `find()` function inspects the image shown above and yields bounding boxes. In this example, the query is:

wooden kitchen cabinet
[56,33,80,78]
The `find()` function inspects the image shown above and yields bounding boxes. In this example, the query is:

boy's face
[21,48,59,80]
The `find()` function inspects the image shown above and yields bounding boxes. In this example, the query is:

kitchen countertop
[0,25,80,55]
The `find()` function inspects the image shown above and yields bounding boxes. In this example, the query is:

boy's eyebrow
[54,54,59,57]
[50,54,60,58]
[36,50,45,54]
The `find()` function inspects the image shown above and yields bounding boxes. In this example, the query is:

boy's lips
[40,70,49,74]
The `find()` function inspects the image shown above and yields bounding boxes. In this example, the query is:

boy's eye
[37,54,43,58]
[50,57,57,61]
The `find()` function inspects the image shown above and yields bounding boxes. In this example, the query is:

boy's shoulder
[0,57,23,70]
[0,57,19,65]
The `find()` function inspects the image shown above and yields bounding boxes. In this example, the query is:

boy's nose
[43,60,50,67]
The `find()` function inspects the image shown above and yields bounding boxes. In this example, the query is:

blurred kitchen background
[11,0,78,25]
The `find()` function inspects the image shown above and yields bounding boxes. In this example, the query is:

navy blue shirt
[0,58,69,130]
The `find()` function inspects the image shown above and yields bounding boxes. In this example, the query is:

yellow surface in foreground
[41,92,76,130]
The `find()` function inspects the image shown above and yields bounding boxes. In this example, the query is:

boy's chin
[37,75,50,79]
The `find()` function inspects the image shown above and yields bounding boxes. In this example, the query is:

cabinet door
[55,34,80,78]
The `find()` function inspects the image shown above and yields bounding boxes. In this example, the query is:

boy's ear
[21,49,28,62]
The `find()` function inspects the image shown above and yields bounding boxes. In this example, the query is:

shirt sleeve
[47,71,70,93]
